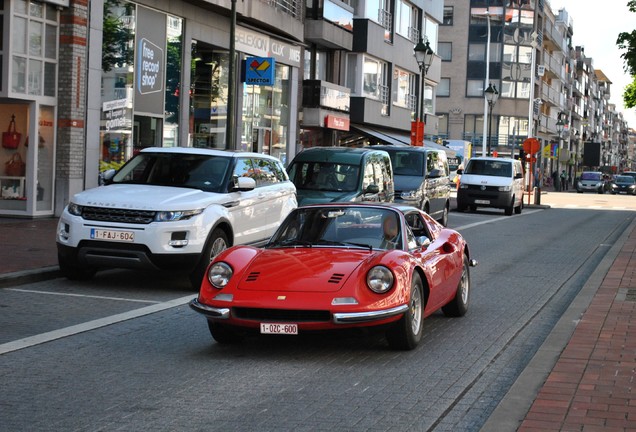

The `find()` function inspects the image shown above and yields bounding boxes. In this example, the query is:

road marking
[6,288,161,304]
[454,209,543,231]
[0,294,194,355]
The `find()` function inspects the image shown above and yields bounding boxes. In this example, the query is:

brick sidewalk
[0,217,58,274]
[518,227,636,431]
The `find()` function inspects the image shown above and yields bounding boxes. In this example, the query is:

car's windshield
[112,153,231,193]
[387,151,424,176]
[615,176,635,184]
[580,172,601,181]
[464,160,512,177]
[268,207,402,250]
[288,161,360,192]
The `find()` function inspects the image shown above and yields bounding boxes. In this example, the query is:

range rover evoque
[56,147,297,289]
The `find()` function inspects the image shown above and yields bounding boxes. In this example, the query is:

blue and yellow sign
[245,57,275,85]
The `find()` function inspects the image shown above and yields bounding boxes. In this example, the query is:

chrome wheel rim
[460,265,469,304]
[410,284,423,335]
[210,237,228,260]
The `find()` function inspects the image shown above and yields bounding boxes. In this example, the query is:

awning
[350,124,456,157]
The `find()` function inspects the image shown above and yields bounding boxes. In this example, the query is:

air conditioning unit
[537,65,545,76]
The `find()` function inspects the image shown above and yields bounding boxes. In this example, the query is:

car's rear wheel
[190,228,229,290]
[438,202,449,226]
[208,321,243,344]
[442,255,470,317]
[58,252,96,280]
[386,272,424,350]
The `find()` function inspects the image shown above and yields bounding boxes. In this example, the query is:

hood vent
[328,273,345,284]
[245,272,260,282]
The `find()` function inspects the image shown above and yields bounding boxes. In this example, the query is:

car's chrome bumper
[333,304,409,324]
[189,298,230,319]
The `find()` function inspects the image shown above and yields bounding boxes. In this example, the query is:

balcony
[305,0,353,50]
[302,80,350,112]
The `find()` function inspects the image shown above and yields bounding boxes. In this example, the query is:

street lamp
[556,117,564,191]
[412,37,435,146]
[484,83,499,156]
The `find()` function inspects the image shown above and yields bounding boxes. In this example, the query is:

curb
[0,266,61,289]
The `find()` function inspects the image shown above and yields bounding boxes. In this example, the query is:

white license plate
[90,228,135,242]
[260,323,298,335]
[475,199,490,204]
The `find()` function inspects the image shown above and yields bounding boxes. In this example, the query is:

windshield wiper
[316,240,373,251]
[267,239,313,248]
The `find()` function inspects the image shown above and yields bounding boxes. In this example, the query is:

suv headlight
[367,266,394,293]
[459,183,469,189]
[155,209,203,222]
[498,185,512,192]
[67,202,82,216]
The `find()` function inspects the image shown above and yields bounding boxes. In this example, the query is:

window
[469,43,501,62]
[438,78,450,97]
[11,1,58,96]
[304,49,327,80]
[438,42,452,61]
[443,6,453,25]
[393,68,416,109]
[467,80,484,97]
[396,0,418,41]
[362,56,388,101]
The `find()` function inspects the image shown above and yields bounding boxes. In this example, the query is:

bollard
[534,187,541,205]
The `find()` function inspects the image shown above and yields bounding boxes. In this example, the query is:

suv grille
[81,206,156,224]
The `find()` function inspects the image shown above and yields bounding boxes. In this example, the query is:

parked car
[456,157,524,215]
[621,171,636,182]
[576,171,606,194]
[372,145,452,226]
[189,203,477,350]
[610,175,636,195]
[56,147,297,289]
[286,147,394,205]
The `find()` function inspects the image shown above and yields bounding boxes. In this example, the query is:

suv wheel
[190,228,229,290]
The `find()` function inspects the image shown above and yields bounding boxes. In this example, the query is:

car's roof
[297,202,420,215]
[140,146,279,161]
[372,145,440,154]
[468,156,517,162]
[291,146,389,163]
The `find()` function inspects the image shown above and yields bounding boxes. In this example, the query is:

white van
[456,157,524,216]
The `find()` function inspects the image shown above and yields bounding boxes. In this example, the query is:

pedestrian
[560,170,567,191]
[552,170,559,191]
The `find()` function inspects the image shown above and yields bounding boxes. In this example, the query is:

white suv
[57,147,297,288]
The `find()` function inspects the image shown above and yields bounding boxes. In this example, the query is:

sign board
[245,57,275,85]
[523,137,540,154]
[134,6,166,116]
[325,115,350,131]
[537,65,545,76]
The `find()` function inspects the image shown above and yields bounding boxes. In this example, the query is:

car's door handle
[222,201,240,208]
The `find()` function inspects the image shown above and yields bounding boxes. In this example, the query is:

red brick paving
[0,217,58,274]
[518,228,636,432]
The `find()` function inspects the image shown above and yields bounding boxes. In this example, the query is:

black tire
[442,255,470,317]
[386,272,424,350]
[207,321,243,344]
[438,202,449,227]
[514,198,523,214]
[456,201,467,212]
[58,252,96,280]
[190,228,229,290]
[504,198,514,216]
[469,205,477,212]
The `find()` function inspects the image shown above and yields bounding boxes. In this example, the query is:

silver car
[576,171,605,194]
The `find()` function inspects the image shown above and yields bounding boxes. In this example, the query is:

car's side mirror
[99,169,116,185]
[515,173,523,179]
[365,184,380,194]
[234,176,256,191]
[456,168,463,175]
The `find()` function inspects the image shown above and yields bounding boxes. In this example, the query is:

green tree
[102,0,134,72]
[617,1,636,108]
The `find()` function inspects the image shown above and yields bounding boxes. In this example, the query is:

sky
[549,0,636,129]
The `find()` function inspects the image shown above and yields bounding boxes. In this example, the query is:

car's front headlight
[67,202,82,216]
[459,183,469,189]
[208,262,233,289]
[400,190,421,201]
[596,182,603,188]
[498,185,512,192]
[155,209,203,222]
[367,266,394,293]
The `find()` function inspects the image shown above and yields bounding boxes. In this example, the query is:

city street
[1,192,635,431]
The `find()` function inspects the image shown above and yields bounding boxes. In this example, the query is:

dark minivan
[373,146,451,226]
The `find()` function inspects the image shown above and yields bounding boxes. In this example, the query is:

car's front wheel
[442,255,470,317]
[208,321,243,344]
[58,252,96,280]
[386,272,424,350]
[190,228,229,290]
[438,202,450,226]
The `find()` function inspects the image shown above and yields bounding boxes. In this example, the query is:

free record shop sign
[245,57,275,86]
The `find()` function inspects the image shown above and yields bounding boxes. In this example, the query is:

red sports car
[190,203,477,350]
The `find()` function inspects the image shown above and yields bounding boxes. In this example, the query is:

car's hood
[393,175,424,191]
[296,190,357,206]
[460,174,511,187]
[236,248,375,292]
[71,184,223,210]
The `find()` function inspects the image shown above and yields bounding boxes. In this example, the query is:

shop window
[10,1,58,96]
